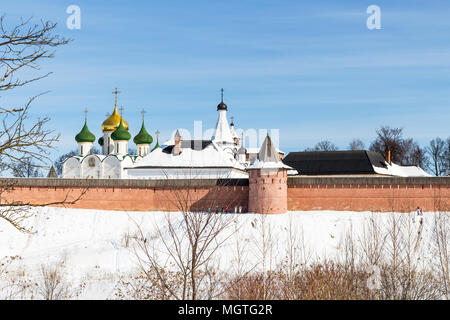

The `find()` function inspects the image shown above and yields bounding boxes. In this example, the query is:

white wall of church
[62,158,81,178]
[81,155,102,179]
[103,156,121,178]
[126,167,248,180]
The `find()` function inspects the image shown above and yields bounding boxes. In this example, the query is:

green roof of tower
[111,118,131,141]
[75,120,95,143]
[133,121,153,145]
[151,136,160,152]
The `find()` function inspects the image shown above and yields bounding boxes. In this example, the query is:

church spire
[217,88,228,111]
[213,88,234,146]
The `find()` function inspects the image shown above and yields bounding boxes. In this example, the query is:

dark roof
[217,101,228,111]
[162,140,213,154]
[282,150,388,175]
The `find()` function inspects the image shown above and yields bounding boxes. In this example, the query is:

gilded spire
[102,88,129,131]
[112,88,120,108]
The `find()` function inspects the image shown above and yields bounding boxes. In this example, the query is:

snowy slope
[0,207,445,299]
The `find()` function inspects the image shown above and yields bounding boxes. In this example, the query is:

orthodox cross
[231,116,234,125]
[84,108,88,121]
[119,106,124,116]
[155,130,160,139]
[220,88,224,102]
[141,109,146,121]
[112,88,121,107]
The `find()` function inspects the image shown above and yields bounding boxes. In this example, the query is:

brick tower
[247,135,292,214]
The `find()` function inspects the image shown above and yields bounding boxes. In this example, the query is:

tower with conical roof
[75,109,95,156]
[101,88,129,155]
[133,109,153,157]
[212,88,235,152]
[247,134,292,214]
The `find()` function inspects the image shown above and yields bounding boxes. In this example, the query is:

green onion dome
[98,136,104,146]
[151,136,160,152]
[75,121,95,143]
[133,121,153,145]
[111,118,131,141]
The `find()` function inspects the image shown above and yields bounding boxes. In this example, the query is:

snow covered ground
[0,207,446,299]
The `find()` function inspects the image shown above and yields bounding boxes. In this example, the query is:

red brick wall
[1,178,449,213]
[288,183,450,212]
[2,185,249,212]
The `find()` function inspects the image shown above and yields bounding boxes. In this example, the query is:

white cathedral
[62,89,284,180]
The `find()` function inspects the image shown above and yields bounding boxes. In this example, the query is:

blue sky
[1,0,450,160]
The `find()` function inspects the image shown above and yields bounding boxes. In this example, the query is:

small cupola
[133,110,153,157]
[111,115,131,155]
[75,110,95,156]
[217,88,228,111]
[151,130,160,152]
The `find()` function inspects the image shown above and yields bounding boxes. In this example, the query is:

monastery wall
[0,176,449,213]
[0,178,249,212]
[288,176,450,212]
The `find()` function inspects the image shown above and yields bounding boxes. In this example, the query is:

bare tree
[444,137,450,176]
[0,16,82,232]
[348,139,365,151]
[404,141,428,168]
[130,171,240,300]
[369,126,427,167]
[307,140,338,151]
[0,16,70,91]
[10,156,42,177]
[426,137,446,176]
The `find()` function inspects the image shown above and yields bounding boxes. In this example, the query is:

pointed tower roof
[75,113,95,143]
[212,88,234,144]
[111,118,131,141]
[133,110,153,145]
[230,116,238,139]
[248,134,292,170]
[258,134,280,163]
[47,166,58,178]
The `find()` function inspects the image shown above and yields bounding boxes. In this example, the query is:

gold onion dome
[102,106,129,131]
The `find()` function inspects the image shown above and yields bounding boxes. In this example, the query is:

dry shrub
[37,264,72,300]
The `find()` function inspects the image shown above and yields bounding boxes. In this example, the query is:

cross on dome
[112,88,121,107]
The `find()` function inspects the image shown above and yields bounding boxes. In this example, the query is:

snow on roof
[128,140,246,170]
[246,147,284,154]
[247,135,292,170]
[247,159,293,170]
[372,162,431,177]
